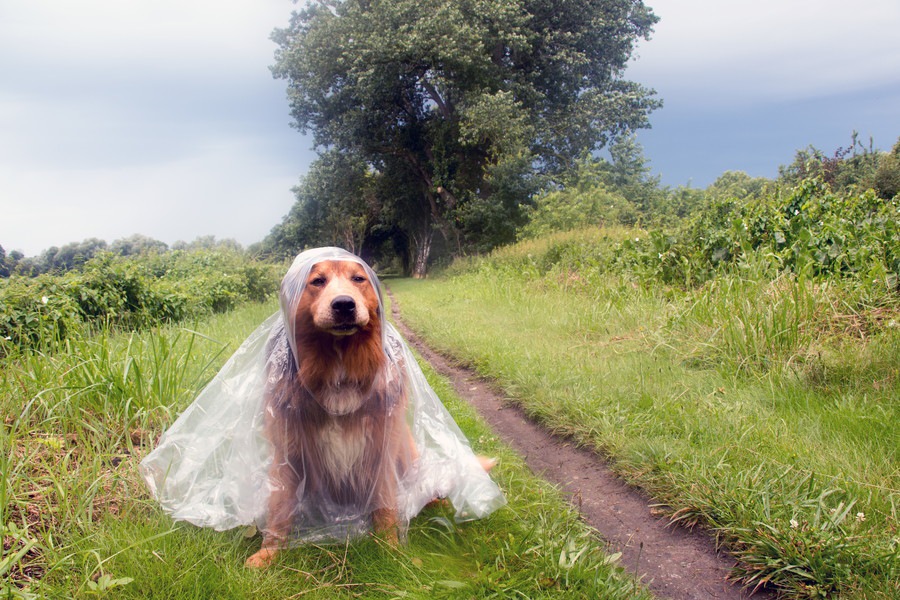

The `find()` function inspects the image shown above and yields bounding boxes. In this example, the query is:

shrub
[0,277,80,352]
[0,250,280,354]
[614,177,900,289]
[520,184,638,239]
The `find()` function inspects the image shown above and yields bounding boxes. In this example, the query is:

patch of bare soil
[390,295,774,600]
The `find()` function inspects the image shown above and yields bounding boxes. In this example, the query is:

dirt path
[390,296,774,600]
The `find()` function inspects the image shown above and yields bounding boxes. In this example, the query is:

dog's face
[298,259,380,337]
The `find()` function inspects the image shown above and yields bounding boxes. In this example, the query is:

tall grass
[1,301,277,598]
[390,235,900,598]
[1,298,648,598]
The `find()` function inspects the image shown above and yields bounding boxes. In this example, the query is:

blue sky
[1,0,899,257]
[628,0,900,186]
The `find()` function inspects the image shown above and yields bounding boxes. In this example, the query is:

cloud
[0,137,306,255]
[630,0,900,105]
[0,0,316,256]
[0,0,290,73]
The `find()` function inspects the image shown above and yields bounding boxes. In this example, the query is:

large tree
[272,0,660,275]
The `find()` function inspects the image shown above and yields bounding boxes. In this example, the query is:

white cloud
[630,0,900,104]
[0,139,305,255]
[0,0,292,73]
[0,0,313,256]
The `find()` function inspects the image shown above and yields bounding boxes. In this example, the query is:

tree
[171,236,243,252]
[778,132,882,192]
[602,133,662,214]
[37,238,108,273]
[261,150,383,260]
[110,234,169,256]
[271,0,660,275]
[874,137,900,200]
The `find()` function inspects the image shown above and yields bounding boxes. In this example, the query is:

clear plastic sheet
[140,247,505,543]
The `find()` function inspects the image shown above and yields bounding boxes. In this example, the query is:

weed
[1,297,647,598]
[390,225,900,597]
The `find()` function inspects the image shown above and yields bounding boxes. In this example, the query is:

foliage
[270,0,661,274]
[108,234,169,256]
[0,299,649,598]
[1,235,254,279]
[705,170,772,203]
[258,150,384,261]
[393,226,900,597]
[874,137,900,200]
[520,184,635,239]
[615,177,900,289]
[0,250,280,354]
[777,133,900,200]
[601,133,664,214]
[0,245,10,278]
[518,137,670,240]
[11,238,110,276]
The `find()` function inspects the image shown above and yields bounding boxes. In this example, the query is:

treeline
[0,234,245,278]
[257,0,661,277]
[523,132,900,238]
[261,127,900,280]
[0,248,281,355]
[507,134,900,290]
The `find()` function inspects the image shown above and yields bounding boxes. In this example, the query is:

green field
[389,229,900,599]
[3,176,898,598]
[1,298,650,599]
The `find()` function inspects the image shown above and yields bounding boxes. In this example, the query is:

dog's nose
[331,296,356,316]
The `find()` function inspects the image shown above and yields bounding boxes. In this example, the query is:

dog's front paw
[477,455,498,471]
[245,547,279,569]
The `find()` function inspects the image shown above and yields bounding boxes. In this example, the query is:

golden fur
[246,260,410,568]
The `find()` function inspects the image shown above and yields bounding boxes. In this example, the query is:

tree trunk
[411,229,433,279]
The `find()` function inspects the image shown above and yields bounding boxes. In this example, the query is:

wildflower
[790,519,799,529]
[856,512,865,523]
[41,296,49,304]
[3,336,10,341]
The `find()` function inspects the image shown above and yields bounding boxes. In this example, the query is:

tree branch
[420,78,451,119]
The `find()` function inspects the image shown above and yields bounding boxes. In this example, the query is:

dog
[245,257,415,568]
[138,249,502,566]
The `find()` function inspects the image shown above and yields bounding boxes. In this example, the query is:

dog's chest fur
[314,416,369,481]
[309,372,380,483]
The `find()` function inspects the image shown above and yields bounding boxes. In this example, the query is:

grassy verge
[1,298,649,599]
[389,234,900,599]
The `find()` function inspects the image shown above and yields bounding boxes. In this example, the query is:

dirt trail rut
[390,296,774,600]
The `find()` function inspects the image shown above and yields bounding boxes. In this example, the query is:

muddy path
[389,294,775,600]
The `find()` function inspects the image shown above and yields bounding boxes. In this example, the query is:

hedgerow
[0,250,281,354]
[615,178,899,290]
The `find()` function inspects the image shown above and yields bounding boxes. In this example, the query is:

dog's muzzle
[329,295,359,333]
[331,295,356,319]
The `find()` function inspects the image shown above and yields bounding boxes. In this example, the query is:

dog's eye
[310,277,326,287]
[351,275,366,283]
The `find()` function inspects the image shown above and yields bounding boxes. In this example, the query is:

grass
[1,297,650,598]
[389,232,900,599]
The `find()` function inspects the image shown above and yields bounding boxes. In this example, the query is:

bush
[615,177,900,289]
[520,184,638,239]
[0,250,281,354]
[0,277,81,352]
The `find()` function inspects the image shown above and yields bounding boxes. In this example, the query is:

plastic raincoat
[139,247,505,543]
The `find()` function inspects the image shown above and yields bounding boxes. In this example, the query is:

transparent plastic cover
[139,247,505,543]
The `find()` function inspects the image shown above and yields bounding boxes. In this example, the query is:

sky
[1,1,899,257]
